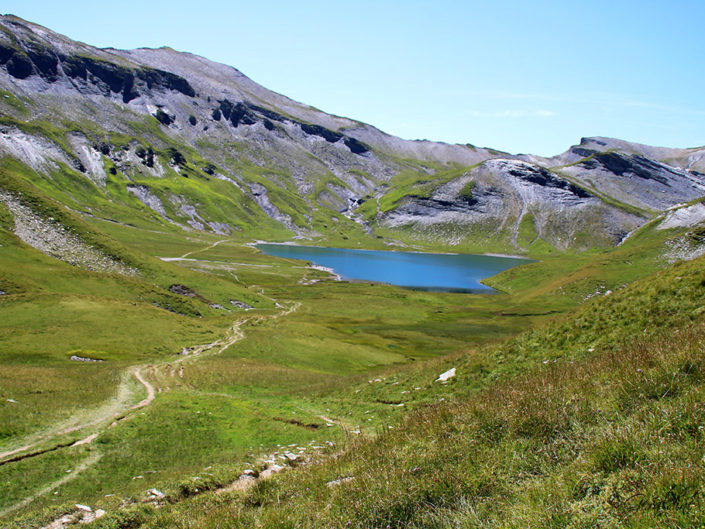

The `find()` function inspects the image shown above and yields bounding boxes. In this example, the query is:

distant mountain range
[1,14,704,253]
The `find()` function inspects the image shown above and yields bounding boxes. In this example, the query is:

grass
[458,180,475,202]
[1,108,704,528]
[2,190,697,526]
[91,252,705,529]
[516,212,539,248]
[0,90,29,116]
[0,199,572,523]
[0,229,542,520]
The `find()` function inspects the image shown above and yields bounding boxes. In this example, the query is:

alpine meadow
[0,11,704,529]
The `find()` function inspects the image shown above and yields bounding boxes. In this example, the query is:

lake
[257,244,531,293]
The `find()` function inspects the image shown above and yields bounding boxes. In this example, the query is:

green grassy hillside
[75,249,705,529]
[1,17,705,527]
[1,138,703,527]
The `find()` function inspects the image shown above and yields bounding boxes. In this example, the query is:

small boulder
[326,476,355,488]
[436,367,456,383]
[229,299,253,310]
[153,108,174,126]
[70,355,104,362]
[169,284,196,297]
[259,463,285,479]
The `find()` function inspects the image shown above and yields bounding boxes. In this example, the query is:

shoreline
[252,240,532,260]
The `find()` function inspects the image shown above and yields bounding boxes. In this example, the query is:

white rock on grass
[259,463,285,479]
[436,367,456,383]
[326,476,355,487]
[80,509,106,524]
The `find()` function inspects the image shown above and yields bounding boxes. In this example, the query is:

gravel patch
[0,192,138,275]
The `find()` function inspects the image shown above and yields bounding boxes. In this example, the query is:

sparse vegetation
[459,179,475,202]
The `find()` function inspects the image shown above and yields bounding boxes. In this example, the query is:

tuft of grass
[458,180,475,202]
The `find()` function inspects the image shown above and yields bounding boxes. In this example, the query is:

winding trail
[131,368,156,410]
[0,226,304,520]
[180,238,230,259]
[0,301,300,469]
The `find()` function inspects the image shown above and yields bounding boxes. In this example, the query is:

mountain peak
[0,16,703,252]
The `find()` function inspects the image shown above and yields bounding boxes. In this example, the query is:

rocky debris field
[0,191,137,275]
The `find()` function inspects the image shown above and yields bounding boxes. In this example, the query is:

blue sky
[4,1,704,155]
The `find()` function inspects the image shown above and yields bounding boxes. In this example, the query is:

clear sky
[3,1,704,156]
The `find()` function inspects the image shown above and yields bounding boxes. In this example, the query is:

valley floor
[1,195,703,528]
[0,17,703,526]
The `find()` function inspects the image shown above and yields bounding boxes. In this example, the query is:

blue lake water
[257,244,531,293]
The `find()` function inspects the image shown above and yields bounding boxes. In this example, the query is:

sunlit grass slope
[95,253,705,529]
[1,148,703,528]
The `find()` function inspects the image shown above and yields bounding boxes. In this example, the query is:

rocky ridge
[0,15,703,252]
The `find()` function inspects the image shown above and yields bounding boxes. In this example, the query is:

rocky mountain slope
[0,14,703,254]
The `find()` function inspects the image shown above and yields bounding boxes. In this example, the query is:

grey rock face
[230,300,253,310]
[0,16,702,252]
[248,183,303,235]
[67,133,107,186]
[126,185,169,219]
[381,158,643,250]
[0,126,73,174]
[556,146,705,212]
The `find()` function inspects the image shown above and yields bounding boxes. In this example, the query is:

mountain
[0,13,704,256]
[2,15,705,528]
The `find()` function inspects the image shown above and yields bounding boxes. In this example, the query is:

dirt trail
[0,368,152,466]
[0,231,309,522]
[0,298,303,525]
[0,369,135,464]
[0,444,31,461]
[0,452,101,517]
[180,238,230,259]
[131,368,156,410]
[71,433,98,447]
[317,415,343,426]
[0,301,299,467]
